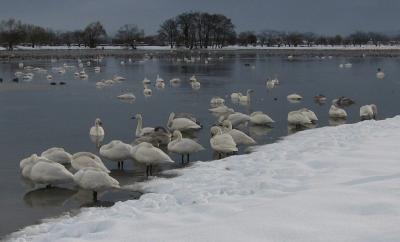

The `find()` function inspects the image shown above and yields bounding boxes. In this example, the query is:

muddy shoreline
[1,48,400,60]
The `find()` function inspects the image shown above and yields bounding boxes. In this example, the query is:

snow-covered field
[8,117,400,242]
[2,44,400,51]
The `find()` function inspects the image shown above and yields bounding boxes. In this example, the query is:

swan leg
[118,162,121,169]
[181,154,184,164]
[121,161,124,170]
[146,165,149,177]
[187,154,190,163]
[218,153,222,159]
[93,191,98,202]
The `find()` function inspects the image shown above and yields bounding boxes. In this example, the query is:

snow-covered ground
[8,117,400,242]
[2,44,400,51]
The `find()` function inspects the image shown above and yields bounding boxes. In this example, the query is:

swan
[156,81,165,89]
[94,66,101,73]
[222,120,256,146]
[189,75,197,82]
[73,167,120,201]
[143,85,152,96]
[287,93,302,101]
[226,112,251,127]
[329,105,347,119]
[99,140,132,169]
[29,159,74,187]
[120,60,125,65]
[19,62,24,69]
[287,110,312,127]
[210,126,238,158]
[230,92,243,100]
[46,75,53,80]
[167,112,202,131]
[314,94,327,103]
[130,142,174,176]
[250,111,274,125]
[169,78,181,85]
[89,118,104,137]
[87,61,91,66]
[133,114,155,137]
[71,152,110,173]
[142,77,151,85]
[376,68,385,79]
[41,147,72,165]
[209,105,234,114]
[155,74,164,84]
[113,75,126,82]
[117,93,136,100]
[239,89,254,103]
[360,104,377,120]
[266,79,275,89]
[210,97,225,106]
[20,154,44,178]
[299,108,318,123]
[333,97,355,107]
[191,80,201,89]
[168,130,204,163]
[133,126,171,146]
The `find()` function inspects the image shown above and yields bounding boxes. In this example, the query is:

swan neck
[136,117,143,136]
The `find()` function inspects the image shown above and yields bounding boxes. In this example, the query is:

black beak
[99,121,103,126]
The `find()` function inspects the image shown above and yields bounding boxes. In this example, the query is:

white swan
[89,118,104,137]
[287,110,312,126]
[156,81,165,89]
[20,154,44,178]
[79,70,88,79]
[143,85,152,96]
[142,77,151,85]
[189,75,197,82]
[169,78,181,85]
[155,74,164,84]
[130,142,174,176]
[71,152,110,173]
[287,93,302,101]
[230,92,243,100]
[250,111,274,125]
[99,140,132,169]
[94,66,101,73]
[222,120,256,146]
[133,114,155,137]
[46,75,53,80]
[210,97,225,106]
[117,93,136,100]
[226,112,251,127]
[299,108,318,123]
[19,62,24,69]
[239,89,254,103]
[29,159,74,187]
[113,75,126,81]
[41,147,72,165]
[329,105,347,119]
[73,167,120,201]
[191,80,201,89]
[210,126,238,158]
[209,105,234,114]
[360,104,377,120]
[167,112,201,131]
[376,68,385,79]
[168,130,204,163]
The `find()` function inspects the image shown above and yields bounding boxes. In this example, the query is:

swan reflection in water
[23,187,77,207]
[287,123,317,135]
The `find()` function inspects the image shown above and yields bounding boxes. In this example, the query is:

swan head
[210,126,223,137]
[171,130,183,140]
[95,118,103,126]
[222,120,233,130]
[132,114,142,120]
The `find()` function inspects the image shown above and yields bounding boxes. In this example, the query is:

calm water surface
[1,53,399,237]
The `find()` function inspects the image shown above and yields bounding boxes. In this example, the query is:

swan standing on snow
[100,140,132,169]
[73,167,120,202]
[89,118,104,137]
[71,152,110,173]
[133,114,155,137]
[210,126,238,159]
[41,147,72,165]
[168,130,204,163]
[130,142,174,176]
[360,104,377,120]
[329,105,347,119]
[167,112,202,132]
[249,111,274,125]
[29,159,74,188]
[221,120,256,146]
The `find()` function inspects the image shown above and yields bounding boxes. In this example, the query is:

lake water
[1,53,399,237]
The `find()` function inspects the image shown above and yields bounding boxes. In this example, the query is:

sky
[0,0,399,35]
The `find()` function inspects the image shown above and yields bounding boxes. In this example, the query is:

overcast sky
[1,0,399,35]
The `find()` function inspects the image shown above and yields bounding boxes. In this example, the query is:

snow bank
[8,117,400,242]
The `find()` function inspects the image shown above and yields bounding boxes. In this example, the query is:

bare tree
[159,18,178,48]
[115,24,144,49]
[83,21,106,48]
[0,18,25,50]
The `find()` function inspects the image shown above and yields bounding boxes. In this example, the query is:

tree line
[0,13,399,50]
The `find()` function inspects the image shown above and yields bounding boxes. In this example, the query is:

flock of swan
[17,55,384,202]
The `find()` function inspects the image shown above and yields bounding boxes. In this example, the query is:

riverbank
[8,117,400,242]
[2,45,400,59]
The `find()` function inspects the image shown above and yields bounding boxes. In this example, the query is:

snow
[8,117,400,242]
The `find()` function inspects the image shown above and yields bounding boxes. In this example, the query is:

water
[1,53,399,237]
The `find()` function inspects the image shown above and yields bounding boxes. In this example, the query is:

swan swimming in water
[71,152,110,173]
[287,110,313,127]
[73,167,120,202]
[210,126,238,159]
[376,68,385,79]
[89,118,104,137]
[117,93,136,100]
[143,84,152,96]
[360,104,377,120]
[239,89,254,103]
[249,111,274,125]
[130,142,174,176]
[329,105,347,119]
[133,114,155,137]
[168,130,204,163]
[210,97,225,106]
[100,140,132,169]
[287,93,302,101]
[221,120,256,146]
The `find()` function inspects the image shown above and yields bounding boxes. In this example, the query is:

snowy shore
[7,117,400,242]
[2,45,400,59]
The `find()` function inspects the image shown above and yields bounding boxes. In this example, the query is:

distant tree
[115,24,144,49]
[328,35,343,46]
[83,21,106,48]
[348,31,369,46]
[72,30,85,47]
[24,24,49,48]
[237,31,257,46]
[286,32,304,47]
[0,18,25,50]
[158,18,178,48]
